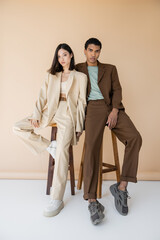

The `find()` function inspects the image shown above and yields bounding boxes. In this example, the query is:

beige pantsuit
[50,101,74,200]
[13,117,51,155]
[13,69,88,200]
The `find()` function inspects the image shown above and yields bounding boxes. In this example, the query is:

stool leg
[111,131,121,182]
[69,145,75,195]
[46,127,57,195]
[77,143,85,190]
[97,143,103,199]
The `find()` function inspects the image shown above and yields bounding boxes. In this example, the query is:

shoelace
[89,202,99,214]
[49,199,62,207]
[118,187,131,199]
[120,190,131,205]
[96,201,103,212]
[125,190,131,199]
[49,145,56,149]
[49,200,55,205]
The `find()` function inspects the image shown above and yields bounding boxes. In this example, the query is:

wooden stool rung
[102,163,116,168]
[102,168,117,173]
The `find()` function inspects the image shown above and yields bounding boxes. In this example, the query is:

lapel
[82,60,105,82]
[52,72,61,107]
[56,69,75,98]
[65,70,74,98]
[97,60,106,83]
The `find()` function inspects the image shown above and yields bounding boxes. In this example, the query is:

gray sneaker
[88,201,105,225]
[96,200,105,213]
[110,182,131,216]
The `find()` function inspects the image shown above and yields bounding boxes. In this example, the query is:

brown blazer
[75,60,125,111]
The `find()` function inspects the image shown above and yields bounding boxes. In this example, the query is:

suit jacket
[75,60,125,111]
[28,69,88,145]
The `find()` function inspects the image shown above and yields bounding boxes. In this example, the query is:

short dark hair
[84,38,102,50]
[48,43,75,75]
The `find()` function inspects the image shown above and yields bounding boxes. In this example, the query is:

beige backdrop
[1,0,160,181]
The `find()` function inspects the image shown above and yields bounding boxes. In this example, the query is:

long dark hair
[47,43,75,75]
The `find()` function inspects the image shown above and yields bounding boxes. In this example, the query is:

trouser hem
[83,193,97,200]
[120,176,137,183]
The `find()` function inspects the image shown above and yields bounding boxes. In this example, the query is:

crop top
[60,81,67,94]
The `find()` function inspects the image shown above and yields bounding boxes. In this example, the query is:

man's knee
[130,130,142,148]
[137,131,142,148]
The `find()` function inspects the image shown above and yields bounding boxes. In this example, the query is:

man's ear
[84,49,86,56]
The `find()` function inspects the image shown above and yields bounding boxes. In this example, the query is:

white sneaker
[43,199,64,217]
[46,140,57,159]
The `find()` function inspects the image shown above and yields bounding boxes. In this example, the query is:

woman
[13,43,88,217]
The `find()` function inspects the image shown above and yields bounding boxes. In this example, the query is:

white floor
[0,180,160,240]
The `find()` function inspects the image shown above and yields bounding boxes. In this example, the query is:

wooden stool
[46,123,75,196]
[77,131,120,198]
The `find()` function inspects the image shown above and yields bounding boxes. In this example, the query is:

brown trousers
[83,99,142,200]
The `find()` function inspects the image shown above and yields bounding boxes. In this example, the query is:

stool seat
[46,123,75,195]
[50,123,57,127]
[77,131,120,199]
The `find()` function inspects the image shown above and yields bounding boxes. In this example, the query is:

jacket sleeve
[28,72,49,121]
[111,66,124,110]
[76,74,88,133]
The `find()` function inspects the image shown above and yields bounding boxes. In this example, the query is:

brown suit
[75,60,124,110]
[75,61,142,200]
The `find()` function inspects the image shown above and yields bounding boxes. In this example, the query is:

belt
[59,96,67,101]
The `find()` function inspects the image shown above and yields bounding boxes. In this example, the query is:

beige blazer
[28,69,88,145]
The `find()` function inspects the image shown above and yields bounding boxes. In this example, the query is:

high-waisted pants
[83,99,142,200]
[13,101,74,200]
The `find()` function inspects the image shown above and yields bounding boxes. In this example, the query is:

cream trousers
[13,101,74,200]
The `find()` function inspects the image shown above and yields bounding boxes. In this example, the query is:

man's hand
[106,108,119,130]
[76,132,82,141]
[30,119,40,128]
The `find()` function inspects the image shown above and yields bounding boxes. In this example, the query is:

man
[75,38,142,225]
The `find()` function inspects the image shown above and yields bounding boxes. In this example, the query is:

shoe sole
[110,185,128,216]
[92,213,105,225]
[43,202,64,217]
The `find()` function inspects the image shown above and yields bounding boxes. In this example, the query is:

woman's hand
[30,119,40,128]
[76,132,82,141]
